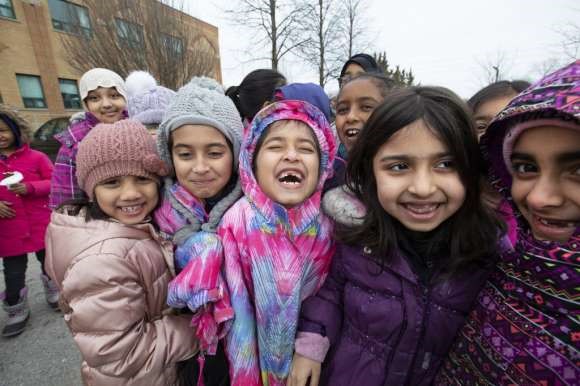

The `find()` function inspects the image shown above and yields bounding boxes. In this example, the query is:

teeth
[346,129,360,137]
[405,204,438,213]
[121,205,142,214]
[278,172,303,184]
[538,217,576,228]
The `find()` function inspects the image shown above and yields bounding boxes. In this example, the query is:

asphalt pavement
[0,254,81,386]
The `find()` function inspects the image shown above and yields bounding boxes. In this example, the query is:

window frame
[115,17,145,50]
[0,0,16,20]
[58,78,82,109]
[161,33,184,57]
[48,0,92,37]
[16,74,47,109]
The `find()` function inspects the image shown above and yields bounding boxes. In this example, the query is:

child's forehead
[513,125,580,157]
[263,119,316,140]
[339,78,380,100]
[87,86,119,94]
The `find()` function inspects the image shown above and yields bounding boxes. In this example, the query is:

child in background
[154,77,243,386]
[44,120,198,385]
[468,80,530,139]
[125,70,176,137]
[226,69,287,128]
[0,105,55,337]
[288,87,502,386]
[437,61,579,385]
[273,82,332,122]
[50,68,128,209]
[218,100,336,385]
[337,53,381,88]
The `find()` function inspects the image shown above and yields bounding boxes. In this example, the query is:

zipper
[383,276,408,384]
[402,286,431,386]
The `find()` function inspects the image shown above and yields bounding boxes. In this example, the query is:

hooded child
[217,100,336,385]
[437,60,580,385]
[49,68,128,209]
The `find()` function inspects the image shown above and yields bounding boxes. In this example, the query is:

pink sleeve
[294,332,330,363]
[26,152,54,197]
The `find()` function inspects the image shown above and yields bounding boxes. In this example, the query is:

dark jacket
[298,240,491,386]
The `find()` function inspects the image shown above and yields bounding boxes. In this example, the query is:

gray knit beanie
[157,77,243,171]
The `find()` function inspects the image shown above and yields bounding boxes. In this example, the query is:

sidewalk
[0,255,81,386]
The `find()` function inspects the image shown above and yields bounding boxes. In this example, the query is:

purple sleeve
[298,244,346,345]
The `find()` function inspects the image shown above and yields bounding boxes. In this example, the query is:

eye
[266,145,282,151]
[100,178,120,188]
[512,161,538,175]
[336,106,348,115]
[361,104,375,112]
[435,159,455,169]
[299,146,315,154]
[387,162,408,172]
[87,95,99,102]
[175,151,192,159]
[136,176,154,183]
[208,151,225,158]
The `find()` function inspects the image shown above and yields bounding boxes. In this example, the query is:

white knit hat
[157,77,243,170]
[79,68,128,105]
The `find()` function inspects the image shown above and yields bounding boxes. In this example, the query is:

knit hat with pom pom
[125,71,176,125]
[157,77,243,169]
[76,120,169,199]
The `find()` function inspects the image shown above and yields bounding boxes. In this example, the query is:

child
[44,120,198,385]
[272,83,332,122]
[437,61,579,385]
[468,80,530,139]
[218,100,336,385]
[154,77,243,386]
[49,68,128,209]
[0,105,56,337]
[288,86,502,386]
[125,70,176,136]
[226,69,287,127]
[338,53,381,88]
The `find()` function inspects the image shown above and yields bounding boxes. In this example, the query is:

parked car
[30,116,71,162]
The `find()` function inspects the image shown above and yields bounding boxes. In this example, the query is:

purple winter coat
[298,240,491,386]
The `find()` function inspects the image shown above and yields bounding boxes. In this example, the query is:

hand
[0,201,15,218]
[8,183,27,195]
[287,353,321,386]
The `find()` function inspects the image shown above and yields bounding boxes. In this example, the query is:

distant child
[44,120,198,385]
[273,82,332,122]
[338,53,381,88]
[288,87,502,386]
[154,77,243,386]
[468,80,530,139]
[49,68,128,208]
[218,100,336,385]
[226,69,287,127]
[125,70,176,136]
[437,61,579,385]
[0,105,56,337]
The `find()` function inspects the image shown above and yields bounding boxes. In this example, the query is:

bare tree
[59,0,218,89]
[556,21,580,61]
[226,0,307,70]
[477,51,513,85]
[340,0,371,59]
[296,0,344,87]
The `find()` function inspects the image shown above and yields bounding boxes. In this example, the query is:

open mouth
[345,128,361,139]
[403,203,440,214]
[535,215,578,229]
[277,170,304,186]
[119,204,144,215]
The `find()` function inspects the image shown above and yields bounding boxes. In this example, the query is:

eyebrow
[173,142,227,149]
[557,151,580,164]
[264,136,316,146]
[377,152,451,163]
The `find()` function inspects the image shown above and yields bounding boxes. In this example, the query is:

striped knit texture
[220,100,337,385]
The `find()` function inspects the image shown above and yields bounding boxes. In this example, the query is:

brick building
[0,0,221,131]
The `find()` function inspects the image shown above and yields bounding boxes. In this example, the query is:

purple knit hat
[125,71,176,125]
[76,120,169,198]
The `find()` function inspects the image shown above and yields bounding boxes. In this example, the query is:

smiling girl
[50,68,128,209]
[44,120,198,386]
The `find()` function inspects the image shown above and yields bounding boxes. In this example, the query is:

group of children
[0,55,577,386]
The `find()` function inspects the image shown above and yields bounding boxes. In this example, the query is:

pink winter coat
[0,144,53,257]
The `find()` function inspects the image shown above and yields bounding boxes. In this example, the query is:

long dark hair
[226,69,287,122]
[342,86,502,273]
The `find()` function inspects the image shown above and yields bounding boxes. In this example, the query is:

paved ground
[0,255,81,386]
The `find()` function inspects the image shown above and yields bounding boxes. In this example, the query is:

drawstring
[196,352,206,386]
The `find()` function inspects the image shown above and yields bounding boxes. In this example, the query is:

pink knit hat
[76,120,169,199]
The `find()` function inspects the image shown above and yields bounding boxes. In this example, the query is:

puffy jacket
[44,209,198,386]
[0,144,53,257]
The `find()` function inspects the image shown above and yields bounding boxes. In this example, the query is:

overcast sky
[184,0,578,98]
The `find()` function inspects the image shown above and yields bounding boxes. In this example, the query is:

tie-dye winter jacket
[436,61,580,385]
[219,100,337,386]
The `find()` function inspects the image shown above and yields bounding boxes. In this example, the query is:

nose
[346,107,359,123]
[408,169,437,197]
[192,156,210,173]
[101,96,113,108]
[119,180,141,201]
[283,146,299,162]
[525,174,565,210]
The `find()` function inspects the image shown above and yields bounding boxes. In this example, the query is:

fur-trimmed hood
[0,104,33,144]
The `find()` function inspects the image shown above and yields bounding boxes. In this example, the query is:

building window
[161,34,183,57]
[0,0,16,19]
[16,74,47,109]
[59,78,81,109]
[48,0,91,36]
[116,18,144,49]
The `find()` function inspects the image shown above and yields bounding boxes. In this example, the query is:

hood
[240,100,336,227]
[482,60,580,243]
[274,83,332,122]
[483,60,580,195]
